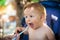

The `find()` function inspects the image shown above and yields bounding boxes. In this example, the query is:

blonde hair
[24,3,47,21]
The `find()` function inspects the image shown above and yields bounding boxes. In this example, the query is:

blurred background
[0,0,60,40]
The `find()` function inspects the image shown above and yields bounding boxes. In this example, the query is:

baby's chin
[32,27,38,30]
[30,26,40,30]
[31,26,41,30]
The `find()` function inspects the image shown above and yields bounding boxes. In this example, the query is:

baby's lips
[28,23,34,28]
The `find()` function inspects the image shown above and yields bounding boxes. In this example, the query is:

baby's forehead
[24,7,40,14]
[24,7,34,12]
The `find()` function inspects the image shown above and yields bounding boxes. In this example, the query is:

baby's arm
[46,27,56,40]
[13,27,28,40]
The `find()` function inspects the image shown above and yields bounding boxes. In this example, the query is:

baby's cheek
[33,20,39,25]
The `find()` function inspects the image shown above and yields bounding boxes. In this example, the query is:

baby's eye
[30,15,33,18]
[24,16,27,18]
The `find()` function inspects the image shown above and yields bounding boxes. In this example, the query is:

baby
[15,3,55,40]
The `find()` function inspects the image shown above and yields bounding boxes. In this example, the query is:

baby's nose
[26,18,31,23]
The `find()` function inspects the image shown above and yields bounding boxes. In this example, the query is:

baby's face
[24,7,42,29]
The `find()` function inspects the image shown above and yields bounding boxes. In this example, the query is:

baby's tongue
[29,23,34,28]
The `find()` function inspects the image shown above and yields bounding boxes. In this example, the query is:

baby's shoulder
[43,23,53,33]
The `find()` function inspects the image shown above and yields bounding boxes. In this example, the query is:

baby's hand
[15,27,22,34]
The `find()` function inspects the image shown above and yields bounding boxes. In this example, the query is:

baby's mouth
[28,23,34,28]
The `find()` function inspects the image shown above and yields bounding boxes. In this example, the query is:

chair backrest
[40,1,60,35]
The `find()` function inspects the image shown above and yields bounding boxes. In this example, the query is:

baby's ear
[40,15,43,19]
[40,14,44,21]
